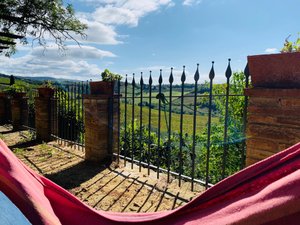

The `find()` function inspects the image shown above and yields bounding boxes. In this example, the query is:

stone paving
[0,125,205,212]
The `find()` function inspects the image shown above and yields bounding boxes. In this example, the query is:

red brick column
[245,88,300,166]
[0,94,6,125]
[11,97,28,130]
[84,95,119,163]
[35,97,57,142]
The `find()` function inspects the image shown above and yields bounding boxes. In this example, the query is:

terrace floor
[0,125,204,212]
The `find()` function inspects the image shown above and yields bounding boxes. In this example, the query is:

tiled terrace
[0,125,204,212]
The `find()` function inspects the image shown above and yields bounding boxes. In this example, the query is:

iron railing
[51,81,89,150]
[116,60,250,190]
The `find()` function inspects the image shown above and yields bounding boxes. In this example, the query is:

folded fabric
[0,139,300,225]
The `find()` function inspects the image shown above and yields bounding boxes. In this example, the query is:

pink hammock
[0,139,300,225]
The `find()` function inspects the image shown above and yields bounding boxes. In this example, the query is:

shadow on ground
[0,126,204,212]
[46,161,107,190]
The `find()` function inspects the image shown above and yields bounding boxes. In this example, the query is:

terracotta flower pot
[90,81,115,95]
[38,87,55,98]
[248,52,300,88]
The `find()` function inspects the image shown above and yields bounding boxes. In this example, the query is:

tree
[0,0,87,56]
[9,75,15,85]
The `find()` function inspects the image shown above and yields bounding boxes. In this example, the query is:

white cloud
[74,0,173,44]
[78,19,121,45]
[0,45,116,79]
[265,48,278,54]
[31,45,116,60]
[92,6,139,27]
[183,0,202,6]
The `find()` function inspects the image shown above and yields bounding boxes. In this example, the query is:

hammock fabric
[0,139,300,225]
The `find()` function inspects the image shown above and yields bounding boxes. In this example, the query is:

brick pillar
[11,97,28,130]
[35,97,57,142]
[0,94,6,125]
[84,95,119,163]
[245,88,300,166]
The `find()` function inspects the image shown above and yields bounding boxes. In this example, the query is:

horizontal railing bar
[120,94,245,99]
[114,153,214,188]
[50,135,85,147]
[21,125,36,131]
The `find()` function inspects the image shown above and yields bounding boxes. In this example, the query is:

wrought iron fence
[116,60,250,190]
[51,81,89,150]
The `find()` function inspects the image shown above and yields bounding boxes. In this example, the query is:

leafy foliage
[281,34,300,53]
[101,69,122,82]
[3,83,26,95]
[40,80,54,88]
[0,0,87,56]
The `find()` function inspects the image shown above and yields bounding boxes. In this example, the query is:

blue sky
[0,0,299,83]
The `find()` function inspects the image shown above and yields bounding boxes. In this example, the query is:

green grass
[120,103,220,135]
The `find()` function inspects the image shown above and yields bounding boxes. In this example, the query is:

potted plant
[38,80,55,98]
[4,84,26,98]
[90,69,122,95]
[248,34,300,88]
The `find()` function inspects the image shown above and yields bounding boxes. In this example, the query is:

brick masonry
[11,97,28,130]
[0,95,6,124]
[84,95,119,163]
[35,97,57,141]
[245,88,300,166]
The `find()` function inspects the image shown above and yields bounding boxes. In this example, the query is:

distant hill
[0,73,79,85]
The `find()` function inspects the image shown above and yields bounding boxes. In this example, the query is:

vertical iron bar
[76,82,79,148]
[55,88,58,142]
[167,68,174,183]
[74,83,77,147]
[65,84,68,144]
[222,59,232,179]
[81,81,84,149]
[191,64,200,191]
[71,83,74,146]
[147,72,153,175]
[73,84,75,147]
[77,82,80,148]
[131,74,135,169]
[124,75,128,167]
[139,73,144,172]
[241,63,250,169]
[205,62,215,189]
[117,79,121,164]
[63,86,67,145]
[157,70,163,179]
[67,84,70,144]
[73,83,76,147]
[85,80,89,147]
[57,87,62,145]
[179,66,186,187]
[70,83,74,148]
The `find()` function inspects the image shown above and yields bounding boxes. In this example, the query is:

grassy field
[120,102,220,135]
[0,77,39,92]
